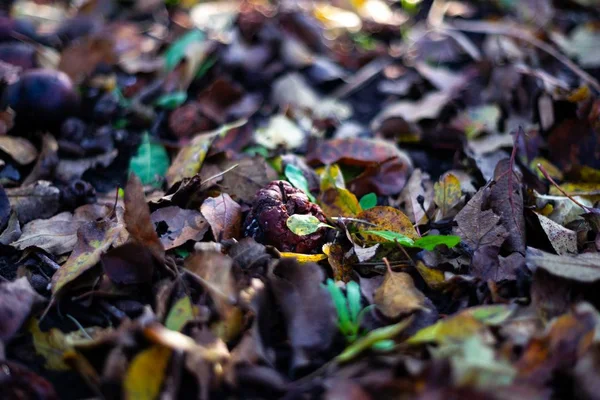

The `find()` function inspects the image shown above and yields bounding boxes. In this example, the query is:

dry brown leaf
[124,174,165,262]
[200,193,241,241]
[374,268,428,319]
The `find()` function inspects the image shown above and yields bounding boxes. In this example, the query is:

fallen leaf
[307,138,410,167]
[11,212,78,255]
[201,193,241,241]
[269,259,337,372]
[285,163,315,202]
[59,35,116,83]
[166,120,245,186]
[453,188,508,251]
[217,156,277,203]
[407,305,513,345]
[6,181,61,225]
[0,211,20,245]
[371,91,452,132]
[51,217,122,296]
[488,159,526,254]
[128,133,170,188]
[434,172,462,219]
[0,278,43,341]
[124,174,164,262]
[0,136,37,165]
[286,214,331,236]
[374,269,428,319]
[255,114,306,150]
[358,206,419,241]
[526,247,600,283]
[165,296,195,332]
[150,206,209,250]
[398,169,434,224]
[535,213,577,255]
[123,345,171,400]
[55,150,118,181]
[553,24,600,68]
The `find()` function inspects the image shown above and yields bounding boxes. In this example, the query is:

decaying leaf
[201,193,242,241]
[453,188,508,252]
[374,268,428,319]
[318,164,362,218]
[124,174,164,262]
[51,216,122,296]
[269,259,337,372]
[526,248,600,283]
[358,206,419,242]
[535,213,577,255]
[150,206,209,250]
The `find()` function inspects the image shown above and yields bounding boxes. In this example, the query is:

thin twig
[537,163,594,213]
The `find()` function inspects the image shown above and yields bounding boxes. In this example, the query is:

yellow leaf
[415,261,446,290]
[280,252,327,263]
[549,182,600,203]
[29,319,71,371]
[357,206,418,241]
[374,269,427,319]
[434,172,462,218]
[124,345,171,400]
[318,165,362,217]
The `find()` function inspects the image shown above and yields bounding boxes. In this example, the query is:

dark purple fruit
[244,181,328,253]
[0,42,37,69]
[7,69,79,125]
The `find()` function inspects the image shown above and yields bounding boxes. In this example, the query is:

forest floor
[2,0,600,399]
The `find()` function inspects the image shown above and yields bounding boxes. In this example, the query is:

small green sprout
[325,279,373,343]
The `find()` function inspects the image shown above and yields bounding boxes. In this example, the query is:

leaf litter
[2,0,600,399]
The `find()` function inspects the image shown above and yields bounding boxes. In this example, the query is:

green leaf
[164,30,205,71]
[336,317,413,363]
[286,214,332,236]
[363,230,415,246]
[346,281,362,324]
[165,296,194,332]
[359,193,377,210]
[285,164,316,202]
[413,235,461,251]
[129,133,170,188]
[155,91,187,110]
[243,145,270,158]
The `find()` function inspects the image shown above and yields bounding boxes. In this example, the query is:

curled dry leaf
[124,174,164,262]
[201,193,242,241]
